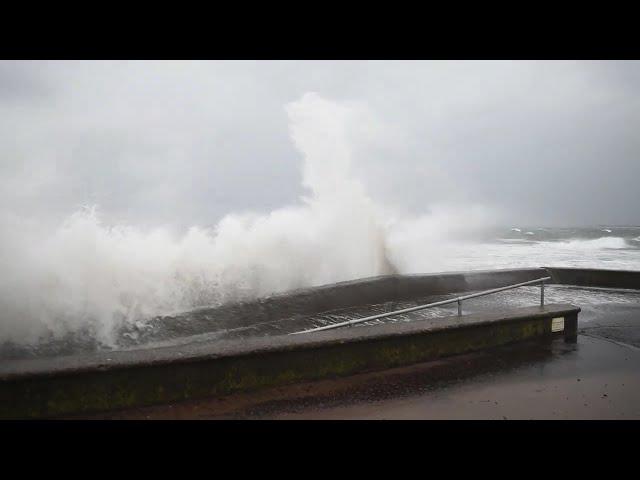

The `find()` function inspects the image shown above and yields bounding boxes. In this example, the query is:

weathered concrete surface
[0,268,554,361]
[92,319,639,420]
[547,267,640,290]
[6,266,640,420]
[579,304,640,348]
[395,268,548,300]
[0,303,578,419]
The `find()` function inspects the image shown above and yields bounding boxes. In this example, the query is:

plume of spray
[0,93,403,346]
[0,92,497,348]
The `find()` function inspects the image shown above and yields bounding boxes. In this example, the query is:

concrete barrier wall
[154,275,401,336]
[200,267,633,333]
[546,267,640,290]
[6,265,635,419]
[0,303,579,419]
[396,268,548,300]
[161,268,550,336]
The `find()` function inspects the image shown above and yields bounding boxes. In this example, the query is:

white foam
[555,237,628,250]
[4,93,497,346]
[0,93,402,345]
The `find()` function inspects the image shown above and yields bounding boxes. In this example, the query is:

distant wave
[496,238,537,244]
[497,236,631,249]
[554,237,628,250]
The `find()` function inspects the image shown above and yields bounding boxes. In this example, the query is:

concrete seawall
[151,268,549,337]
[4,266,637,419]
[546,267,640,290]
[148,266,631,343]
[0,303,578,419]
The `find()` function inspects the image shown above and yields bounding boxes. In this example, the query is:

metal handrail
[290,276,551,335]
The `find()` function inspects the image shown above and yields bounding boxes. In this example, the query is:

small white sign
[551,317,565,332]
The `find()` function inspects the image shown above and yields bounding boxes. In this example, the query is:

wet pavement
[85,301,640,420]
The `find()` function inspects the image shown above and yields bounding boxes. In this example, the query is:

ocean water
[420,226,640,273]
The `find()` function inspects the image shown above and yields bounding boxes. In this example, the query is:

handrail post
[457,298,462,316]
[540,279,545,307]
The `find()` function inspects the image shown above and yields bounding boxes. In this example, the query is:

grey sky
[1,60,639,229]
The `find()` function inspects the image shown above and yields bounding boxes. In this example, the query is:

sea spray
[0,93,407,346]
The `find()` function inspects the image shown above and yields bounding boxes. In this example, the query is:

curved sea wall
[0,303,579,419]
[167,268,550,332]
[4,266,638,419]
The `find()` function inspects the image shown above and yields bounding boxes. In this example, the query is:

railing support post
[540,280,545,307]
[457,299,462,316]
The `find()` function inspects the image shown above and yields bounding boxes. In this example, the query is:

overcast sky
[1,60,639,229]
